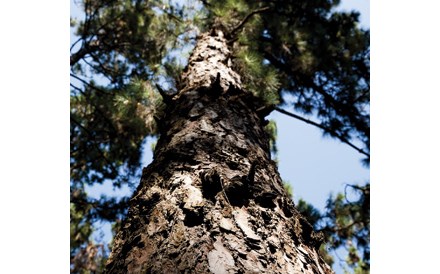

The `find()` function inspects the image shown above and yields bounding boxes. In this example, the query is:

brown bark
[104,29,333,274]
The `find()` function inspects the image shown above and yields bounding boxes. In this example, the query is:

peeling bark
[104,29,333,274]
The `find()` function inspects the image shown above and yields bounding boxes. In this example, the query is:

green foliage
[234,48,281,105]
[297,183,370,271]
[70,192,93,252]
[209,0,250,30]
[70,79,163,187]
[319,244,335,269]
[297,198,323,227]
[205,0,281,106]
[243,0,370,163]
[283,182,293,198]
[326,183,370,270]
[264,119,278,158]
[70,189,108,273]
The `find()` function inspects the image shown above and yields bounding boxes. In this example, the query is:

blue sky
[71,0,370,272]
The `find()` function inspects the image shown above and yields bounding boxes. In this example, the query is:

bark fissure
[105,28,333,274]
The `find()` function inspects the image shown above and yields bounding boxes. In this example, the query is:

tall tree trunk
[104,28,333,274]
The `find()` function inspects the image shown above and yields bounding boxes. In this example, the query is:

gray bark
[104,29,333,274]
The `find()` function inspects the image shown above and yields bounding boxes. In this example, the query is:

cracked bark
[104,29,334,274]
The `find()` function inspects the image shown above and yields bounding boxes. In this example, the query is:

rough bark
[104,29,334,274]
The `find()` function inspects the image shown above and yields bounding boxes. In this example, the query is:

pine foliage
[297,183,370,271]
[253,0,370,163]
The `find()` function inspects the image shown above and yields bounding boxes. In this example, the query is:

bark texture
[105,29,334,274]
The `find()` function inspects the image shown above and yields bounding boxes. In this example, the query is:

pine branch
[263,49,370,148]
[70,41,100,66]
[70,37,83,52]
[70,75,119,134]
[70,73,108,95]
[229,7,270,37]
[70,117,120,179]
[343,183,369,204]
[87,51,121,83]
[274,107,370,158]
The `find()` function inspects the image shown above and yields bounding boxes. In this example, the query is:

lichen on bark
[104,28,333,274]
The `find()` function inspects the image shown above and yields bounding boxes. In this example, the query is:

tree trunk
[104,28,334,274]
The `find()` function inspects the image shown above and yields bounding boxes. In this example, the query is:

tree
[297,183,370,272]
[70,0,369,273]
[104,27,333,273]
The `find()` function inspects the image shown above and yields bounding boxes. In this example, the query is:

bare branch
[229,7,270,37]
[70,37,84,52]
[275,107,370,158]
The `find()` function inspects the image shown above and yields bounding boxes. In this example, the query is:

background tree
[296,183,370,273]
[70,0,369,272]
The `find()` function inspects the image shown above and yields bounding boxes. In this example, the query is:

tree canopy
[70,0,369,272]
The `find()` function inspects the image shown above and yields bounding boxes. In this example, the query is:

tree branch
[70,37,84,52]
[71,117,119,178]
[274,107,370,158]
[70,73,109,95]
[263,48,370,156]
[229,7,270,37]
[70,41,100,66]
